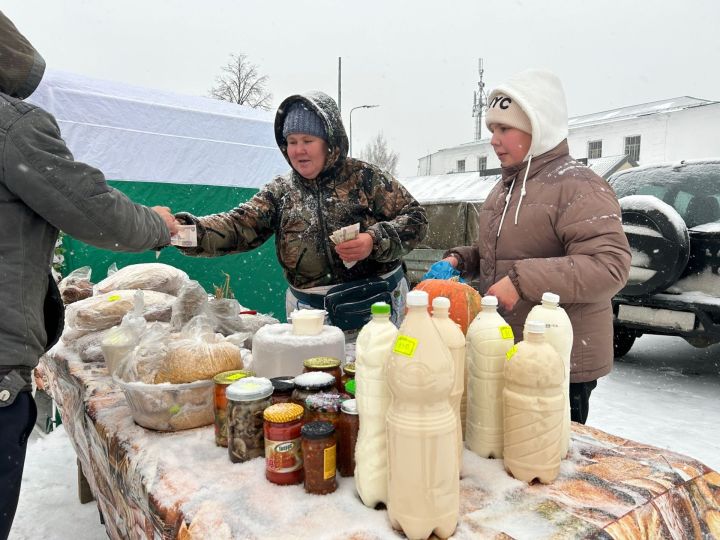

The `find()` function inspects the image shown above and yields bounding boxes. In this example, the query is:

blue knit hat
[282,102,327,141]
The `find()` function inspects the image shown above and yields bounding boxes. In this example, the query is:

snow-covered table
[39,344,720,540]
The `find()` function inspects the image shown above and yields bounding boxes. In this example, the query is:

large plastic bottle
[354,302,398,508]
[503,320,564,484]
[525,292,573,458]
[386,290,459,540]
[465,295,515,458]
[430,296,466,467]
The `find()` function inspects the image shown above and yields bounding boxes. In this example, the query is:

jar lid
[344,379,356,395]
[294,371,335,390]
[305,392,341,412]
[264,402,304,423]
[225,376,273,401]
[341,399,358,415]
[303,356,341,369]
[301,420,335,439]
[371,302,391,315]
[342,362,356,375]
[213,370,254,385]
[270,376,295,394]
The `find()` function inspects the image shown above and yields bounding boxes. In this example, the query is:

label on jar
[265,438,302,473]
[323,445,337,480]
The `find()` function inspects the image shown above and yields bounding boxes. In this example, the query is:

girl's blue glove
[421,260,463,281]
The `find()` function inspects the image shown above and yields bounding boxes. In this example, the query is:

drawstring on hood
[488,69,568,236]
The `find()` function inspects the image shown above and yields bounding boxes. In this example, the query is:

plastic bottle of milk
[525,292,573,458]
[430,296,466,467]
[503,320,564,484]
[386,290,459,540]
[465,295,515,458]
[354,302,398,508]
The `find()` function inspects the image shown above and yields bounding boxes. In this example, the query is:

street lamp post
[349,104,379,158]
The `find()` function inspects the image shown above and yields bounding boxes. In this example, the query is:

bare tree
[209,53,273,110]
[360,132,399,176]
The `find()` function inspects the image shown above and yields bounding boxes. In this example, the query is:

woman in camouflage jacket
[177,91,427,328]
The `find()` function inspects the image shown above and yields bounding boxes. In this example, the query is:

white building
[416,97,720,176]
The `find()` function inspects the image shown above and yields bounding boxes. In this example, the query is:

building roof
[568,96,717,128]
[399,172,501,204]
[587,154,636,178]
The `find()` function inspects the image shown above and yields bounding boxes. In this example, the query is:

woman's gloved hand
[421,259,463,281]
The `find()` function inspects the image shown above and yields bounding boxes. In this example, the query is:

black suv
[608,159,720,356]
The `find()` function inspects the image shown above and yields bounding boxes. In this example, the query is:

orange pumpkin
[414,279,482,334]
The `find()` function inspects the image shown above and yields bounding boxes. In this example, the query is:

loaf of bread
[94,263,189,296]
[154,338,243,384]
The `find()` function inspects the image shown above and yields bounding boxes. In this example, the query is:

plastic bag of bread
[204,298,279,337]
[58,266,94,304]
[65,289,175,336]
[115,322,172,383]
[154,316,243,384]
[101,303,149,376]
[93,263,189,296]
[171,280,208,330]
[73,328,110,363]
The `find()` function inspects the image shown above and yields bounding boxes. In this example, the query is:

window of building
[456,159,465,173]
[624,135,641,162]
[478,156,487,171]
[588,140,602,159]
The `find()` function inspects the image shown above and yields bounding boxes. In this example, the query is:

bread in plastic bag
[154,316,243,384]
[115,322,172,383]
[204,297,279,337]
[101,295,149,375]
[93,263,189,296]
[58,266,94,304]
[65,289,175,335]
[73,328,109,363]
[171,280,209,330]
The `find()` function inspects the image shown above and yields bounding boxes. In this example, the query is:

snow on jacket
[447,70,631,382]
[0,11,171,396]
[177,91,428,289]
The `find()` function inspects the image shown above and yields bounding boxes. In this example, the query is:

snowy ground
[8,334,720,540]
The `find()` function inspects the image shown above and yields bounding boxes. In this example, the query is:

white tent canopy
[28,70,288,188]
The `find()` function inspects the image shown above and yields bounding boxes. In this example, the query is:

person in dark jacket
[425,69,631,424]
[176,92,428,330]
[0,12,178,539]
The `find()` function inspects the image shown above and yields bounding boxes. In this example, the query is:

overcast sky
[4,0,719,178]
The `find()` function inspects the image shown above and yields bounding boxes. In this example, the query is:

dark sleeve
[5,107,170,251]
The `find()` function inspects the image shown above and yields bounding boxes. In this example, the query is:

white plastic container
[354,302,398,508]
[431,296,466,466]
[251,323,345,379]
[503,320,564,484]
[289,309,327,335]
[525,292,573,457]
[386,290,459,540]
[465,295,515,459]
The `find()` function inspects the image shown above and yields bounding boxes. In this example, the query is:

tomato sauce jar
[263,403,304,485]
[301,421,337,495]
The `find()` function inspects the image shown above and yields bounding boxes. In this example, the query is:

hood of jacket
[274,91,349,179]
[0,11,45,99]
[486,68,568,161]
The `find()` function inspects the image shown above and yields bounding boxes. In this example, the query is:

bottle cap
[541,292,560,305]
[432,296,451,309]
[270,376,295,394]
[406,290,429,307]
[225,376,273,401]
[371,302,391,315]
[301,421,335,439]
[482,295,498,307]
[293,371,335,390]
[263,402,304,423]
[303,357,340,369]
[526,320,546,334]
[341,399,358,415]
[344,379,356,395]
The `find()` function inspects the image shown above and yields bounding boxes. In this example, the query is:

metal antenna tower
[472,58,487,141]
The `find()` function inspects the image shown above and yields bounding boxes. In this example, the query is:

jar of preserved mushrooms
[226,377,273,463]
[301,421,337,495]
[213,369,254,447]
[291,372,337,410]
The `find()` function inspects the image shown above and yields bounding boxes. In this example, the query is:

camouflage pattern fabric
[178,91,427,289]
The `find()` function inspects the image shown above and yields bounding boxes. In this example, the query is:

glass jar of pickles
[226,377,273,463]
[291,372,337,410]
[263,403,304,485]
[337,399,359,477]
[303,357,342,391]
[304,392,342,428]
[301,421,337,495]
[270,376,295,404]
[213,370,254,447]
[340,362,355,389]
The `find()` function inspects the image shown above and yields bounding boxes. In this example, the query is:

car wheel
[619,195,690,296]
[613,327,638,358]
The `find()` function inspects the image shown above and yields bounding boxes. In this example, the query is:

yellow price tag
[107,294,121,302]
[393,335,418,358]
[506,345,518,361]
[499,325,514,340]
[226,373,246,381]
